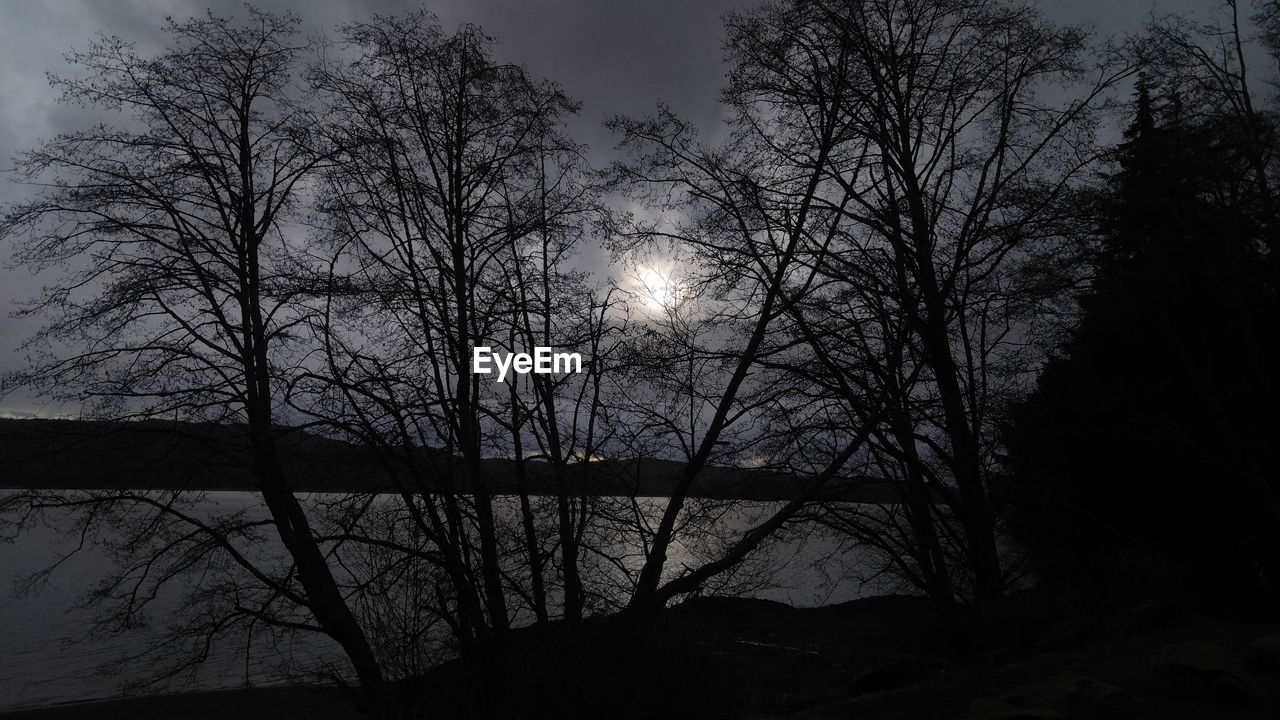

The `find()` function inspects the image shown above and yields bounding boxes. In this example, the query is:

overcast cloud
[0,0,1215,415]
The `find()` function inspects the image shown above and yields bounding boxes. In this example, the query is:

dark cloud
[0,0,1220,414]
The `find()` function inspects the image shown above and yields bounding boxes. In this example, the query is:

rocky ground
[4,593,1278,719]
[775,609,1280,719]
[663,594,1280,719]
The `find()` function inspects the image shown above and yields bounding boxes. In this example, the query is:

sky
[0,0,1224,415]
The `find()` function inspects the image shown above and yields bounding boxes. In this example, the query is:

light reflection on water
[0,491,876,711]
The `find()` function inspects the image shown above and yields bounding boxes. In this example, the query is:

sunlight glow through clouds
[633,264,694,315]
[640,267,676,308]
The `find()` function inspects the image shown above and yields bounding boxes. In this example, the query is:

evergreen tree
[1003,79,1280,610]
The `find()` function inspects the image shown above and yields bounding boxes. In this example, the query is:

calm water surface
[0,491,875,711]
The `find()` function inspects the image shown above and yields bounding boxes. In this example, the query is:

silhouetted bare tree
[0,8,399,715]
[609,0,1127,626]
[605,4,882,609]
[301,11,617,646]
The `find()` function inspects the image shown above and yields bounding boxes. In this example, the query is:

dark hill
[0,418,932,503]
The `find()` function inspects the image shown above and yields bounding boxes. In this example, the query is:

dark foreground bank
[0,686,358,720]
[4,593,1279,719]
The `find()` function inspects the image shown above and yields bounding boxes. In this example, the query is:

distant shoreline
[1,418,935,504]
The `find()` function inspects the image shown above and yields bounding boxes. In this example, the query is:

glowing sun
[640,268,677,308]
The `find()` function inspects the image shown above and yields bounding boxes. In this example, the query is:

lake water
[0,491,881,711]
